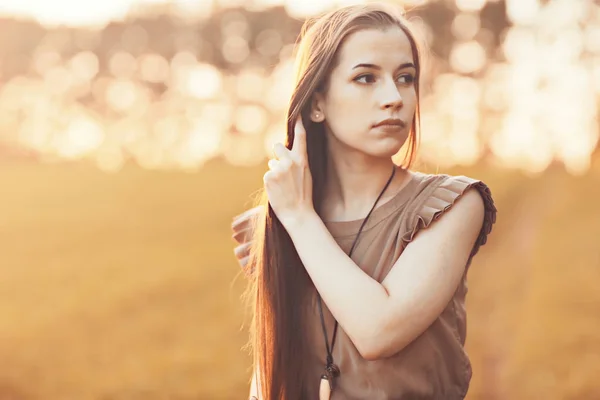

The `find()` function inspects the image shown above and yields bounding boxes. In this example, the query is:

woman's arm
[283,189,485,361]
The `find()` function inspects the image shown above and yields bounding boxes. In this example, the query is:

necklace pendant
[326,363,340,379]
[319,374,332,400]
[319,362,340,400]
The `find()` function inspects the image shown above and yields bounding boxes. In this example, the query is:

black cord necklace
[317,164,397,400]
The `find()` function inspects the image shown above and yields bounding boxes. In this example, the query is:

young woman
[231,3,497,399]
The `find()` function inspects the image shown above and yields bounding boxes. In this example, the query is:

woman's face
[312,27,417,159]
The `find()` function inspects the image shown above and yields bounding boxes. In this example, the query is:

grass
[0,159,599,399]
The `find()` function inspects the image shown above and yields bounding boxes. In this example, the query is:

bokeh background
[1,0,599,399]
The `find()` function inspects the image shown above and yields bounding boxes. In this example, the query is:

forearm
[284,212,391,356]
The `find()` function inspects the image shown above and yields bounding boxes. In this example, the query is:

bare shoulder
[408,176,488,245]
[423,186,484,239]
[452,186,486,220]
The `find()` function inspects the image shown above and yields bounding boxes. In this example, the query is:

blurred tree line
[0,2,509,78]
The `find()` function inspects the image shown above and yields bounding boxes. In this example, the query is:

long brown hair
[246,4,422,399]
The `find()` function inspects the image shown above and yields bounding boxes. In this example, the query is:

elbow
[352,323,391,361]
[355,336,391,361]
[356,344,383,361]
[356,335,409,361]
[353,317,409,361]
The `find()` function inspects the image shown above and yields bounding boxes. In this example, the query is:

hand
[263,117,314,229]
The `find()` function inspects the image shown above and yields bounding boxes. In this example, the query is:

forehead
[335,27,414,68]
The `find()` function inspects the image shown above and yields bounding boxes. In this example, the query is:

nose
[379,79,403,110]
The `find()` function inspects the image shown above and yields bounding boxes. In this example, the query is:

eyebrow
[352,62,416,70]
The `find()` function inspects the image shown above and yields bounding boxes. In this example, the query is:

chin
[361,148,403,160]
[364,139,407,158]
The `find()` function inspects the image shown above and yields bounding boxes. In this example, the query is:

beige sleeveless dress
[232,171,497,399]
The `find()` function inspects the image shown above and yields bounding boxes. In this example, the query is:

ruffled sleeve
[402,175,497,260]
[231,206,263,275]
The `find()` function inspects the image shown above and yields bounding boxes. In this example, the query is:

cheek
[326,111,366,144]
[323,93,367,134]
[402,87,418,107]
[325,83,363,111]
[399,89,418,125]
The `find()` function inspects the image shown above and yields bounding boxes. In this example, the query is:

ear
[309,92,326,123]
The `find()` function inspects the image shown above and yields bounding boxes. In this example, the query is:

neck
[323,152,403,222]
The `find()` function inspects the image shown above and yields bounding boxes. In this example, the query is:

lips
[373,118,406,129]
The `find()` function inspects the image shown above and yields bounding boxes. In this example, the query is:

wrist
[278,208,319,235]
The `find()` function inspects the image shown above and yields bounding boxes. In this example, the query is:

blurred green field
[1,160,600,399]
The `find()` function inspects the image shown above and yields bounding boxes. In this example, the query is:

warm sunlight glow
[3,4,600,398]
[68,51,100,82]
[506,0,540,25]
[222,36,250,64]
[178,119,223,169]
[105,80,138,112]
[32,50,62,76]
[172,63,223,99]
[451,13,481,40]
[234,105,270,136]
[109,52,137,79]
[284,0,333,18]
[139,53,170,83]
[450,41,487,73]
[455,0,487,12]
[58,114,105,159]
[0,0,131,27]
[0,0,598,175]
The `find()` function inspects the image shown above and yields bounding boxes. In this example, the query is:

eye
[396,74,415,85]
[354,73,377,84]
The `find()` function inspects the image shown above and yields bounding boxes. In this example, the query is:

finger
[234,241,252,260]
[291,116,307,161]
[231,206,262,236]
[273,142,291,161]
[232,226,253,245]
[263,170,276,185]
[268,158,291,172]
[267,159,280,171]
[239,256,251,273]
